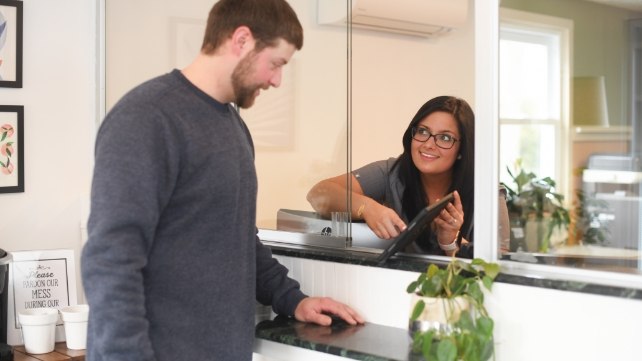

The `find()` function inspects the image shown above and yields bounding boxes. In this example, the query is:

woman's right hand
[307,173,406,239]
[362,202,407,239]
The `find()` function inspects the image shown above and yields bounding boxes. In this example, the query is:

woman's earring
[457,154,462,160]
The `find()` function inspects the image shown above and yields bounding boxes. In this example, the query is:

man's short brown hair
[202,0,304,54]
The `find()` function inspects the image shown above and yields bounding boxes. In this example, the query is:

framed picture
[6,249,78,346]
[0,105,23,193]
[0,0,23,88]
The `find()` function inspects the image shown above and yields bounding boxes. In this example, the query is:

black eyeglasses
[411,126,459,149]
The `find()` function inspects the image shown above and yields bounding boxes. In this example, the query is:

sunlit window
[499,7,642,282]
[498,9,573,259]
[499,25,563,187]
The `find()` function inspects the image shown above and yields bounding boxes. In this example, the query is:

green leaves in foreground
[411,312,495,361]
[407,258,499,361]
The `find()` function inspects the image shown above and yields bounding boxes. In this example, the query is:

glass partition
[102,0,642,291]
[499,0,642,276]
[104,0,479,255]
[104,0,350,245]
[346,5,478,255]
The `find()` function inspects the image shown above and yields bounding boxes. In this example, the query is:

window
[496,6,642,286]
[499,13,569,199]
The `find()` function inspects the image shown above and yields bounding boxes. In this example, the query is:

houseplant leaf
[476,316,494,337]
[421,331,434,359]
[436,338,457,361]
[407,257,499,361]
[410,299,426,321]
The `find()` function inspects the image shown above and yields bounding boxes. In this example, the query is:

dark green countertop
[255,315,423,361]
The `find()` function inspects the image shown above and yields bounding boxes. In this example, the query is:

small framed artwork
[6,249,78,345]
[0,0,23,88]
[0,105,23,193]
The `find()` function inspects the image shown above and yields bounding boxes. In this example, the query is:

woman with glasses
[307,96,480,257]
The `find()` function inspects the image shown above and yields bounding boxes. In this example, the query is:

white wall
[351,17,475,168]
[0,0,97,302]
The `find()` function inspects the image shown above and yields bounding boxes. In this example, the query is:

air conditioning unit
[318,0,469,38]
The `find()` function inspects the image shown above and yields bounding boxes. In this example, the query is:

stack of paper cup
[17,308,59,354]
[59,304,89,350]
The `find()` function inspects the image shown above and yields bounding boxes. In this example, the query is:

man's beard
[231,51,263,109]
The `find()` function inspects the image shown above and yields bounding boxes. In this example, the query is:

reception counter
[256,314,418,361]
[254,238,642,361]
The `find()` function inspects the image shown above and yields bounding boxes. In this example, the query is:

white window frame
[475,4,642,290]
[498,8,573,205]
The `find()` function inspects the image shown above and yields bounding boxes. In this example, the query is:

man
[81,1,363,360]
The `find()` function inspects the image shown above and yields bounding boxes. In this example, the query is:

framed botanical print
[0,0,23,88]
[0,105,23,193]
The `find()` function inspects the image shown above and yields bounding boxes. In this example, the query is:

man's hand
[294,297,365,326]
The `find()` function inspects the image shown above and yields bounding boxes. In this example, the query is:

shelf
[583,169,642,184]
[12,343,84,361]
[572,125,632,142]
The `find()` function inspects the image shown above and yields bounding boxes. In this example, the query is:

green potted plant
[406,258,500,361]
[572,188,610,245]
[502,163,570,252]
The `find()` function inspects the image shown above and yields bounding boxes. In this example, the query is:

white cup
[59,304,89,350]
[18,308,59,354]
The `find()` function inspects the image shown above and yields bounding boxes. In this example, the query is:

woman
[307,96,478,257]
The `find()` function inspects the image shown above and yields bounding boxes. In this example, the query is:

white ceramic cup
[17,308,59,354]
[59,304,89,350]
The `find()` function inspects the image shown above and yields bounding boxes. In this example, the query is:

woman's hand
[361,201,407,240]
[434,191,464,250]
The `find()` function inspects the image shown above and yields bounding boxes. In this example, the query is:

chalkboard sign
[6,249,77,346]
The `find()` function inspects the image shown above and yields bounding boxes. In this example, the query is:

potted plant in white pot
[502,163,570,252]
[406,258,500,361]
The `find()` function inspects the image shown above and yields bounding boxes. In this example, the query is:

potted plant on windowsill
[406,257,500,361]
[502,163,570,252]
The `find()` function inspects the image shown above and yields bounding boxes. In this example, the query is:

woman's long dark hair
[393,96,475,251]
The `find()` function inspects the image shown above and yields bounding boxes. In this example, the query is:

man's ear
[230,26,255,56]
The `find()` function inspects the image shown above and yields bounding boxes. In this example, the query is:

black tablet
[374,192,455,264]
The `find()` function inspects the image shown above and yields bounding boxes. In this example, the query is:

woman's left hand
[434,191,464,249]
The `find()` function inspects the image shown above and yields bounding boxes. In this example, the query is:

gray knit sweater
[81,70,306,361]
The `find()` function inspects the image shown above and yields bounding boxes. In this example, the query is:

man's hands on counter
[294,297,365,326]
